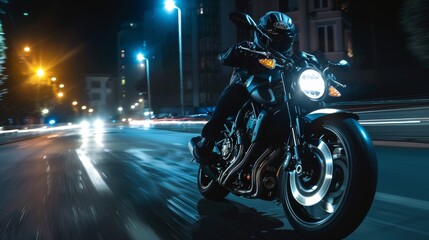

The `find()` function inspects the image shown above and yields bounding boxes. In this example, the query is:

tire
[280,118,378,239]
[198,166,229,200]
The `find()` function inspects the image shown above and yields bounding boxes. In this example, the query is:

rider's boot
[193,137,215,166]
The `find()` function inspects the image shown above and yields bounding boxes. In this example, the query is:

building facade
[84,74,114,118]
[116,0,235,116]
[285,0,352,62]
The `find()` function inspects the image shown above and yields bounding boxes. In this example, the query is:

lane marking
[125,215,161,240]
[359,120,421,125]
[75,149,112,194]
[375,192,429,211]
[366,216,429,236]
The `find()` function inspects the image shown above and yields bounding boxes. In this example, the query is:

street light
[165,0,184,116]
[137,53,152,113]
[36,68,44,115]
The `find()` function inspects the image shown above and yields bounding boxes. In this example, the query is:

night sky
[4,0,156,96]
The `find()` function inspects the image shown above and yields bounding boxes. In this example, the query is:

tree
[401,0,429,68]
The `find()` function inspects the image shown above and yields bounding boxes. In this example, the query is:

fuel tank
[245,70,285,106]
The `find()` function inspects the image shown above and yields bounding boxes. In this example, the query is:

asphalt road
[0,124,428,240]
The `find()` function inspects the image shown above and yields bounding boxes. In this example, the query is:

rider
[194,11,297,165]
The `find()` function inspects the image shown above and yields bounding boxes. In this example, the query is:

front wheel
[197,166,229,200]
[280,118,378,239]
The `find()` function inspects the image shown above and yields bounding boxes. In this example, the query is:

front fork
[282,100,304,173]
[283,126,304,173]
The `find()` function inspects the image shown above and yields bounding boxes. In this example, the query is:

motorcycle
[188,12,378,239]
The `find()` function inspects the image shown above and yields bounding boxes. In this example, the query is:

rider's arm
[218,41,256,68]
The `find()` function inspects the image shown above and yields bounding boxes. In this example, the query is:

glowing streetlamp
[165,0,184,116]
[36,68,44,77]
[42,108,49,115]
[137,53,152,112]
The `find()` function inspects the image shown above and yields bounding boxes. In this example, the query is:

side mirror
[328,60,351,71]
[229,12,258,31]
[229,12,272,45]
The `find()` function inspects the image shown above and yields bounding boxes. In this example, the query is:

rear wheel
[280,118,377,239]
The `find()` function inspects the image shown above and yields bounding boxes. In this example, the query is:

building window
[91,92,101,100]
[314,0,329,9]
[121,78,126,86]
[91,81,101,88]
[285,0,299,11]
[318,25,334,52]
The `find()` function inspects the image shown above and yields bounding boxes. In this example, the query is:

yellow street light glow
[72,101,78,105]
[51,77,57,82]
[59,84,65,88]
[88,108,94,113]
[82,106,87,110]
[37,69,44,77]
[58,92,64,97]
[23,46,31,52]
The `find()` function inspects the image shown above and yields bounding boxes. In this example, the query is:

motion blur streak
[0,123,78,134]
[75,149,112,194]
[359,119,422,125]
[365,217,429,237]
[129,119,208,126]
[376,192,429,211]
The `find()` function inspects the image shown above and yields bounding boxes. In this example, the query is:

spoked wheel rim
[289,140,334,206]
[286,125,350,224]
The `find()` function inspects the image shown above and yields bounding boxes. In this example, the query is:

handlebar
[237,46,271,58]
[238,46,347,88]
[237,46,294,70]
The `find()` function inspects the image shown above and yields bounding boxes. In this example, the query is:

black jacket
[218,41,268,84]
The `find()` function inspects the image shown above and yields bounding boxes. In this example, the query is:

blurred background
[0,0,428,126]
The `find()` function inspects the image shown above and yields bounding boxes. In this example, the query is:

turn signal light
[258,58,276,69]
[329,86,341,97]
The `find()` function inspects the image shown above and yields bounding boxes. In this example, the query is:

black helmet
[254,11,296,54]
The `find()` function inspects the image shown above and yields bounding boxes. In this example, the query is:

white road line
[365,216,429,237]
[359,120,421,125]
[375,192,429,211]
[125,215,161,240]
[75,149,112,194]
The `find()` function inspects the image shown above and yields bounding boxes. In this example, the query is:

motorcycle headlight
[298,69,326,100]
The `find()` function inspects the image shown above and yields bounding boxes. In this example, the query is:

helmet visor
[270,34,294,53]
